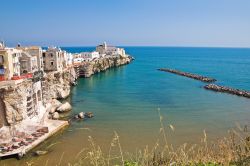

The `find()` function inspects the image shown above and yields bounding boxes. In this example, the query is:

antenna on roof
[0,40,5,49]
[103,41,107,49]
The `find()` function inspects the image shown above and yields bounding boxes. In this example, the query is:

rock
[42,70,75,102]
[204,84,250,98]
[79,55,133,77]
[34,150,48,156]
[71,81,77,86]
[51,99,62,108]
[57,88,70,99]
[49,106,57,114]
[85,112,94,118]
[158,68,216,83]
[74,115,79,119]
[57,102,72,113]
[78,112,85,119]
[52,112,60,120]
[47,114,52,119]
[4,101,23,125]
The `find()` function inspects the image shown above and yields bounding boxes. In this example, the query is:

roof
[17,46,41,50]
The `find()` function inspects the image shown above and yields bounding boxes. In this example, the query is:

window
[0,65,4,75]
[0,55,4,64]
[50,61,54,66]
[50,53,53,57]
[21,61,28,68]
[37,90,42,101]
[33,93,37,105]
[42,53,45,58]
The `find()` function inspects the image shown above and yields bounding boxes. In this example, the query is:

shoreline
[0,42,134,159]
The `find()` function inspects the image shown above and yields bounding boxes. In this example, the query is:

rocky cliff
[80,55,133,77]
[0,80,33,126]
[0,67,77,127]
[42,67,77,103]
[0,55,132,127]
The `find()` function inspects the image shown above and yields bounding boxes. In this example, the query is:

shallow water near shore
[2,47,250,165]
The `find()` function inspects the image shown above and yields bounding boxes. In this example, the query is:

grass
[2,108,249,166]
[67,108,250,166]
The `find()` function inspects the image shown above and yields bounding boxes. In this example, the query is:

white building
[81,51,100,61]
[72,53,83,65]
[73,58,84,64]
[0,44,23,80]
[19,51,38,75]
[66,52,74,67]
[17,45,44,72]
[96,42,127,57]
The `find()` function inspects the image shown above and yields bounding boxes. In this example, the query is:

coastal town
[0,42,133,158]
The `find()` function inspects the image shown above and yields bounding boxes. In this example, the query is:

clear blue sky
[1,0,250,47]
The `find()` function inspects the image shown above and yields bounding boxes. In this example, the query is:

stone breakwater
[80,55,134,77]
[158,68,217,83]
[204,84,250,98]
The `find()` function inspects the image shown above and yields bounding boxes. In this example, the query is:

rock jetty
[158,68,216,83]
[204,84,250,98]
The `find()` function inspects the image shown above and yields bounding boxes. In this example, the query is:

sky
[1,0,250,47]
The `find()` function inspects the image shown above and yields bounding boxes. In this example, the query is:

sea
[2,47,250,165]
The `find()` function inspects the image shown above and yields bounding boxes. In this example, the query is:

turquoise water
[66,46,250,159]
[2,47,250,165]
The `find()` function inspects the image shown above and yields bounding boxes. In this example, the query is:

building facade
[81,51,100,61]
[96,42,126,57]
[17,46,44,72]
[0,42,22,80]
[66,52,74,67]
[19,52,38,75]
[43,47,64,72]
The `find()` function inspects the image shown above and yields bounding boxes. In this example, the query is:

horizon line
[57,45,250,49]
[4,43,250,49]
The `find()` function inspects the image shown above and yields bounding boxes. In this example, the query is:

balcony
[11,73,33,80]
[0,75,5,81]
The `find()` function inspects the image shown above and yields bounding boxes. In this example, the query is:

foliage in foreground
[70,109,250,166]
